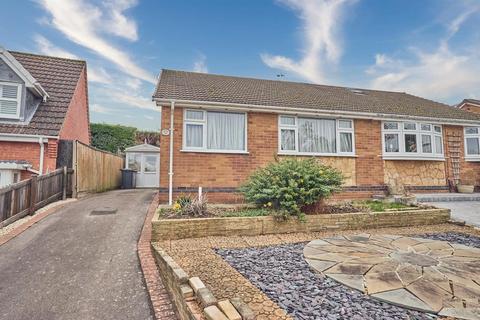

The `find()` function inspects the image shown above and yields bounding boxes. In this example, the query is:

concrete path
[426,201,480,227]
[0,189,156,320]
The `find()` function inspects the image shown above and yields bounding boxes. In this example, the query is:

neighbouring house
[0,47,90,187]
[153,70,480,204]
[457,99,480,115]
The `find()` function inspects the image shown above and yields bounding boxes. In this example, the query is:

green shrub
[239,158,343,217]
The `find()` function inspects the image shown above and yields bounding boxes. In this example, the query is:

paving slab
[305,234,480,319]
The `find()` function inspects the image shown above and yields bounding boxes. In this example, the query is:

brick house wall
[59,67,90,144]
[0,140,56,178]
[159,106,480,203]
[459,103,480,115]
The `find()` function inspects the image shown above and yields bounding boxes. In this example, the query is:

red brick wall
[444,125,480,186]
[0,140,57,177]
[354,119,384,185]
[159,107,388,203]
[158,107,480,203]
[59,67,90,144]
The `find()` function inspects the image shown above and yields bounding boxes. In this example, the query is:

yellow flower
[267,202,272,207]
[173,202,181,210]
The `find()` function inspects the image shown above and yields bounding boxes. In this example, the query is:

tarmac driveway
[428,201,480,227]
[0,189,155,320]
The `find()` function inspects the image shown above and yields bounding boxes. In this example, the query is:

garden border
[152,208,451,241]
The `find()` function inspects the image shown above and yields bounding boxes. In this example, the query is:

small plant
[240,158,343,218]
[182,195,208,217]
[176,194,193,209]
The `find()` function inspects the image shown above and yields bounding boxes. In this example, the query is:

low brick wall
[152,243,254,320]
[152,208,451,241]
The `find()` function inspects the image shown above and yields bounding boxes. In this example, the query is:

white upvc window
[464,126,480,160]
[0,82,22,119]
[182,109,247,153]
[382,121,444,160]
[278,115,355,156]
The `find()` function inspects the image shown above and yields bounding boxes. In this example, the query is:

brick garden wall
[159,105,480,203]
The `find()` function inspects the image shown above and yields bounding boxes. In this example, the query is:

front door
[126,153,160,188]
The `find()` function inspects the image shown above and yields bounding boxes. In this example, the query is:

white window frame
[464,126,480,161]
[182,108,248,154]
[382,121,444,160]
[0,81,22,119]
[278,115,355,156]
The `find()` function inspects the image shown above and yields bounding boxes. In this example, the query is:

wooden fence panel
[0,168,72,228]
[74,141,124,194]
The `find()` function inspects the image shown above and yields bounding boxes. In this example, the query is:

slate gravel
[216,232,480,320]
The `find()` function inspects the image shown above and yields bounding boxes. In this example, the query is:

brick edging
[137,193,178,320]
[0,200,72,246]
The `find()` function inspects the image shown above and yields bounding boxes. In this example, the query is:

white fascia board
[154,98,480,126]
[0,48,49,100]
[0,133,58,143]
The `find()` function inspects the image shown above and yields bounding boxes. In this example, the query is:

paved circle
[304,234,480,320]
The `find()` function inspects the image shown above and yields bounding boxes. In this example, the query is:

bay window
[183,109,247,152]
[278,115,354,155]
[382,121,444,159]
[464,127,480,160]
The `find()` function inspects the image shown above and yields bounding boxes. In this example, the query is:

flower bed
[152,207,451,241]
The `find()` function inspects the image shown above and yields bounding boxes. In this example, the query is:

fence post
[11,187,18,217]
[29,175,38,215]
[72,141,78,198]
[62,166,67,200]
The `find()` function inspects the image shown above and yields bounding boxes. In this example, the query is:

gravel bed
[216,232,480,320]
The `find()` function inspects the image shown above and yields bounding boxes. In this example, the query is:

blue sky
[1,0,479,131]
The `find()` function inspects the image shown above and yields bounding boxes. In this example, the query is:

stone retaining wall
[152,209,451,241]
[152,243,254,320]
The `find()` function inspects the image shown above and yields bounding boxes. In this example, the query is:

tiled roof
[0,51,86,136]
[154,69,480,122]
[462,99,480,106]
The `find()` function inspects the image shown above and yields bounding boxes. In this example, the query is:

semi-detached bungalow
[153,70,480,204]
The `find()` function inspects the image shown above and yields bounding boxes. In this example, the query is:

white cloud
[87,67,113,84]
[105,89,159,112]
[193,54,208,73]
[367,6,480,102]
[102,0,139,41]
[35,34,113,84]
[144,115,155,120]
[261,0,356,83]
[91,104,114,114]
[34,34,79,59]
[36,0,155,83]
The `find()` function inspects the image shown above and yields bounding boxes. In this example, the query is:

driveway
[0,189,155,320]
[427,201,480,227]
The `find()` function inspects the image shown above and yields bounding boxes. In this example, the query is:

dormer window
[0,82,21,119]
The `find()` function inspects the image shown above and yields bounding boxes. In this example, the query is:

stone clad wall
[384,160,446,193]
[319,157,356,186]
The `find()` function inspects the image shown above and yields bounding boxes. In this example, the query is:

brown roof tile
[0,51,86,136]
[154,69,480,122]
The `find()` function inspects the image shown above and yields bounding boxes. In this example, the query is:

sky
[1,0,479,131]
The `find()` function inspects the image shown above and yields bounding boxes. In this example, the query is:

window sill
[277,152,357,157]
[180,149,249,155]
[382,155,445,161]
[465,157,480,162]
